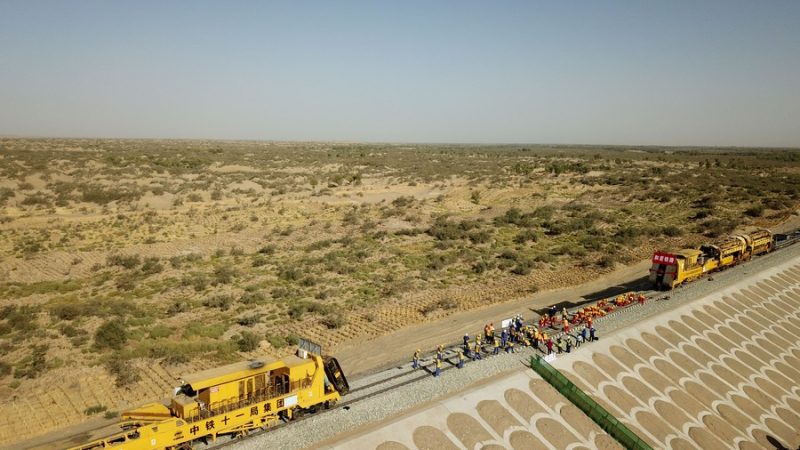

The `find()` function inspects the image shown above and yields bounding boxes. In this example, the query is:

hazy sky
[1,1,798,146]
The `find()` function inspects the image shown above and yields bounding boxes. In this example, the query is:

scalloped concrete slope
[321,369,621,450]
[553,260,800,450]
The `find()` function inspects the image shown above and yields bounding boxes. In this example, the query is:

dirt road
[334,259,652,376]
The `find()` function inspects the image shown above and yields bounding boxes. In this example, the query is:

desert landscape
[1,2,798,448]
[1,139,800,446]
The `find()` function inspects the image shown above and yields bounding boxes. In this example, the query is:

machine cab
[649,251,678,289]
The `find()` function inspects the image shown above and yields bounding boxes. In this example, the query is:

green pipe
[530,356,654,450]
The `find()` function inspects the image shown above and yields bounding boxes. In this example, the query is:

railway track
[21,228,800,450]
[67,280,731,450]
[204,299,658,449]
[205,346,513,448]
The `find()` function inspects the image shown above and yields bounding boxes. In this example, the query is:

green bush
[182,273,209,292]
[106,355,140,387]
[237,314,262,327]
[265,333,288,349]
[84,405,107,415]
[744,205,764,217]
[0,361,11,377]
[472,259,494,274]
[278,265,301,281]
[59,324,81,337]
[140,257,163,275]
[494,207,536,227]
[2,305,38,333]
[115,273,137,291]
[107,253,141,269]
[20,192,52,206]
[203,294,233,310]
[597,255,616,268]
[468,230,491,244]
[94,320,128,350]
[14,344,48,379]
[662,225,683,237]
[166,301,189,315]
[320,312,347,329]
[239,291,265,304]
[513,229,538,244]
[81,186,141,205]
[148,325,172,339]
[511,258,534,275]
[470,190,481,204]
[701,218,735,238]
[391,196,415,208]
[212,266,237,285]
[287,301,331,320]
[49,302,85,321]
[182,322,226,339]
[235,331,261,352]
[427,217,482,241]
[258,244,276,255]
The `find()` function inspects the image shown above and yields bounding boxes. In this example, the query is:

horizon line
[1,134,798,151]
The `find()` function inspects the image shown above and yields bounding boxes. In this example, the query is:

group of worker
[410,293,651,378]
[409,292,649,377]
[413,344,467,377]
[413,310,607,377]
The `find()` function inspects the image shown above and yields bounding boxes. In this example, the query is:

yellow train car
[650,229,773,289]
[71,344,348,450]
[740,229,773,255]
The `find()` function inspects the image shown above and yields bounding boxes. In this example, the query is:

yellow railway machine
[649,229,774,290]
[71,343,348,450]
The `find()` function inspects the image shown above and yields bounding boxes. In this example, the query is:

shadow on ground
[531,275,653,315]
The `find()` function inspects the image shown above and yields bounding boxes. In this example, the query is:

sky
[0,1,798,147]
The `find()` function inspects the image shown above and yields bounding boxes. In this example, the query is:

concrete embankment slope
[318,256,800,450]
[552,256,800,449]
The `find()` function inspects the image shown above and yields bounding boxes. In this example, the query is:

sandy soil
[504,387,547,421]
[446,413,494,448]
[477,400,523,435]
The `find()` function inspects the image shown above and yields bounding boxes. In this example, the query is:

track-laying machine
[71,340,348,450]
[649,229,777,289]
